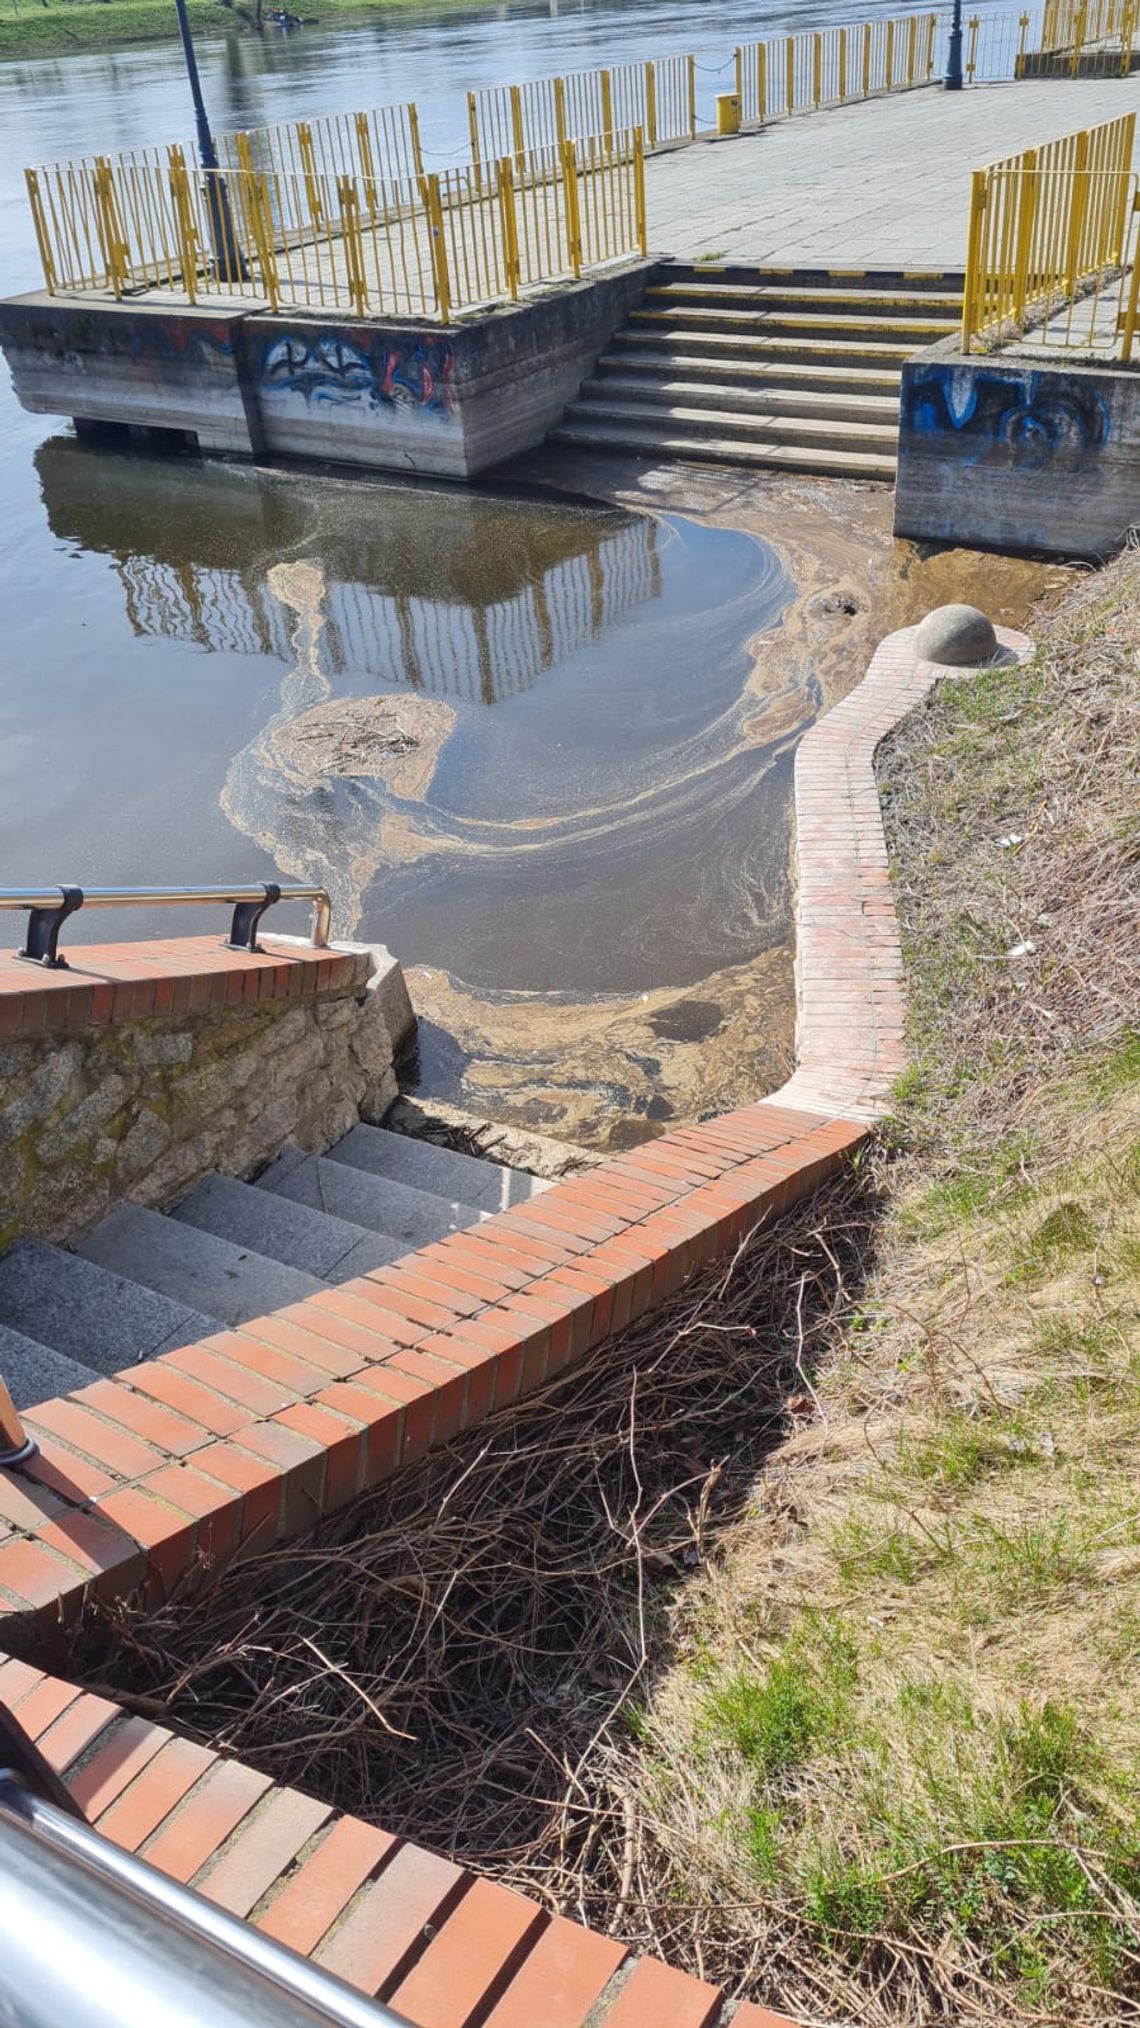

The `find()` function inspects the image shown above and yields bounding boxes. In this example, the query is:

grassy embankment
[605,551,1140,2023]
[84,552,1137,2026]
[0,0,474,59]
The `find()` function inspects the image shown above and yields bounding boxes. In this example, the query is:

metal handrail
[0,1760,413,2028]
[0,883,332,967]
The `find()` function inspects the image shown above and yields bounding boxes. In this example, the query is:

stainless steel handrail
[0,883,332,966]
[0,1769,413,2028]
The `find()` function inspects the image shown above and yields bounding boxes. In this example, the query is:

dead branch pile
[87,1178,872,1953]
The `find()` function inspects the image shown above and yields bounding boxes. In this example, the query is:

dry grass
[80,552,1139,2026]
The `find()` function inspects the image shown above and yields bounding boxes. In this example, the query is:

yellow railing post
[296,121,324,234]
[734,45,743,109]
[166,145,199,304]
[906,13,917,82]
[1070,0,1086,74]
[1064,128,1091,288]
[758,42,767,121]
[961,166,987,350]
[234,131,254,177]
[633,125,647,255]
[424,171,451,322]
[467,90,484,192]
[1011,148,1039,325]
[354,112,378,219]
[24,168,57,293]
[246,169,280,312]
[407,102,424,182]
[967,14,980,79]
[1117,192,1140,358]
[644,61,657,149]
[561,138,582,277]
[862,20,873,93]
[553,75,568,152]
[337,174,368,314]
[687,52,697,137]
[1017,8,1030,70]
[812,31,822,105]
[1109,111,1136,257]
[786,35,796,112]
[885,17,895,87]
[510,84,525,174]
[92,155,128,297]
[497,155,520,299]
[600,68,613,144]
[838,25,848,98]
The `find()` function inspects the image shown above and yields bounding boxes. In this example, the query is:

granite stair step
[172,1173,405,1284]
[0,1239,215,1373]
[255,1148,486,1251]
[76,1204,323,1329]
[324,1122,550,1211]
[0,1321,100,1414]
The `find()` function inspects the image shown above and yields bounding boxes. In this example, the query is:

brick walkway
[644,75,1140,266]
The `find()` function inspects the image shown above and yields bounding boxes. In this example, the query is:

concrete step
[76,1204,323,1329]
[582,372,900,426]
[172,1173,405,1284]
[551,417,895,480]
[0,1321,100,1414]
[256,1149,485,1252]
[661,263,964,294]
[630,306,957,344]
[645,282,963,318]
[563,398,899,456]
[603,341,902,394]
[619,325,919,366]
[325,1122,550,1212]
[0,1239,215,1373]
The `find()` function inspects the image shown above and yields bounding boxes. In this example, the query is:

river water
[0,0,1054,1146]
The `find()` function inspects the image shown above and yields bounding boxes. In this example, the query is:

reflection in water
[36,440,795,997]
[113,501,661,706]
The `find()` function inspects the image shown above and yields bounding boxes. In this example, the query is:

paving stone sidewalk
[644,74,1140,267]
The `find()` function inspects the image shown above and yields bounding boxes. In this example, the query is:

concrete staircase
[0,1126,551,1411]
[553,263,964,480]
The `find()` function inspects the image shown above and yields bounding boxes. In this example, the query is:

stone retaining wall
[0,935,413,1251]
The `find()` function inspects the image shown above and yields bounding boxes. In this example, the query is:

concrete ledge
[0,267,653,480]
[895,337,1140,558]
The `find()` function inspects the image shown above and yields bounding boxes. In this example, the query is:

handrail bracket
[227,882,282,953]
[19,886,84,969]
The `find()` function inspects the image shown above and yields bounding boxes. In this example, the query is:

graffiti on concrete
[260,331,455,421]
[904,363,1110,467]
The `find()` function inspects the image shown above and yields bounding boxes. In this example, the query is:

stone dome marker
[914,602,999,666]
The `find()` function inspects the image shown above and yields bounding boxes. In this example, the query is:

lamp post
[946,0,965,87]
[171,0,245,279]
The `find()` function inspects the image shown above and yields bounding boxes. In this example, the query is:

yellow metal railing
[467,53,694,181]
[24,129,647,322]
[734,11,936,126]
[961,111,1137,352]
[1020,0,1138,72]
[218,102,423,204]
